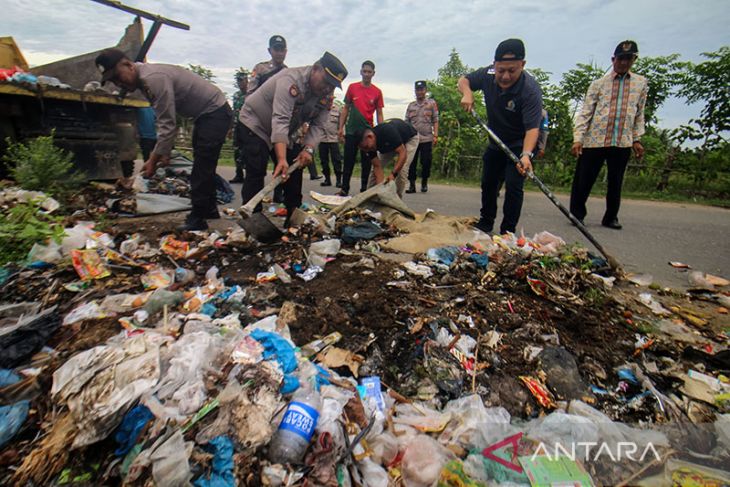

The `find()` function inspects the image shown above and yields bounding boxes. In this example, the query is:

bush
[0,199,66,265]
[2,131,85,199]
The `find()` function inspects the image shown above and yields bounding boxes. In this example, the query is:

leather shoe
[335,190,348,197]
[177,215,208,232]
[320,179,332,187]
[602,219,622,230]
[421,184,428,193]
[405,185,417,194]
[311,175,323,181]
[228,177,244,184]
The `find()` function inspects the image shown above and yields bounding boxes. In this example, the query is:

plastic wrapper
[70,249,110,280]
[141,267,174,290]
[160,235,190,259]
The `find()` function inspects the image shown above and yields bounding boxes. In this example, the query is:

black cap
[415,80,427,89]
[614,40,639,57]
[95,48,128,84]
[494,38,525,62]
[319,51,348,89]
[269,35,286,49]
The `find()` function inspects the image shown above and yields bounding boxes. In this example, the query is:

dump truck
[0,1,189,180]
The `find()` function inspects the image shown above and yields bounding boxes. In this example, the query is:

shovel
[471,109,621,271]
[237,161,301,243]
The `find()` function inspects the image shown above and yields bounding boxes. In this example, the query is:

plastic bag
[63,301,107,326]
[401,434,454,487]
[61,223,95,255]
[307,239,341,268]
[27,241,63,263]
[0,370,30,448]
[439,395,514,451]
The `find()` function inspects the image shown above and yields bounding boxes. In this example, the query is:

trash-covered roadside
[1,182,729,485]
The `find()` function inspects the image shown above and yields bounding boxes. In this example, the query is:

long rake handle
[471,110,621,271]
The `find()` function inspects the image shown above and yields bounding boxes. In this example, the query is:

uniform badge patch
[289,84,299,97]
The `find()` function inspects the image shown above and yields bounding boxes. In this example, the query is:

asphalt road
[216,165,729,290]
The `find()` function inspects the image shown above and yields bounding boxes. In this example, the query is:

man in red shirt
[336,60,384,195]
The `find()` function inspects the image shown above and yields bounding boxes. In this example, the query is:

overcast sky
[3,0,729,128]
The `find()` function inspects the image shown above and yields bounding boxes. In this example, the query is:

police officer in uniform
[405,80,439,193]
[248,35,289,202]
[248,35,288,94]
[239,52,347,224]
[95,48,232,231]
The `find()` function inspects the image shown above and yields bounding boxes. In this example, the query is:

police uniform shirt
[465,66,543,147]
[405,98,439,142]
[321,104,341,144]
[367,119,418,157]
[239,66,329,150]
[136,63,227,156]
[247,60,288,94]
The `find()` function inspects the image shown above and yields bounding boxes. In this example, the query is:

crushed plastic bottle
[268,385,321,464]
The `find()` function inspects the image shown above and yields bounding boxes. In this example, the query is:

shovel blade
[238,212,283,244]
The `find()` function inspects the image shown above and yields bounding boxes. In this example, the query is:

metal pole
[471,109,621,271]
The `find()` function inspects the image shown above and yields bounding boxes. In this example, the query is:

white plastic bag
[307,239,341,268]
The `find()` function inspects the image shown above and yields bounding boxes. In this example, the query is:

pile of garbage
[1,183,728,485]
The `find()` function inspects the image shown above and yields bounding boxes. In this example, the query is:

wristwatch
[303,146,315,155]
[520,151,534,160]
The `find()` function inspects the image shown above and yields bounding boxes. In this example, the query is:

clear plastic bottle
[268,385,321,464]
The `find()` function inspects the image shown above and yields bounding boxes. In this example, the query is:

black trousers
[240,126,304,215]
[341,134,371,193]
[121,137,157,178]
[407,141,433,184]
[319,142,342,181]
[140,137,157,162]
[569,147,631,223]
[480,147,525,234]
[233,121,245,180]
[190,103,232,218]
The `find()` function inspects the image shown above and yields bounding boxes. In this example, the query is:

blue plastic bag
[193,436,234,487]
[114,404,154,456]
[0,369,30,448]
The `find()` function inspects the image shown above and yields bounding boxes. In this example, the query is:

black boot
[421,180,428,193]
[335,175,342,188]
[177,213,208,232]
[405,181,417,194]
[320,177,332,187]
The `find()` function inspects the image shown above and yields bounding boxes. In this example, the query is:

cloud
[3,0,727,128]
